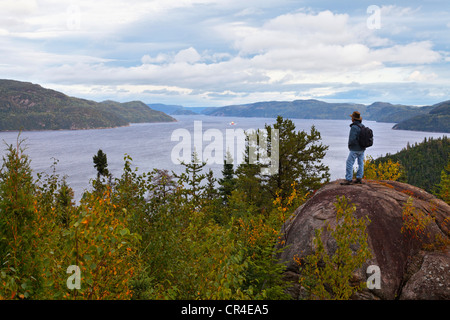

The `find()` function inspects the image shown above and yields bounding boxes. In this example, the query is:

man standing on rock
[341,111,366,185]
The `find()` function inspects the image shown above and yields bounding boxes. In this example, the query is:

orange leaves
[400,189,415,197]
[293,254,302,266]
[401,197,434,240]
[400,197,450,251]
[237,217,276,248]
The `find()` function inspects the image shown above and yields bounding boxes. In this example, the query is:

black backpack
[355,123,373,148]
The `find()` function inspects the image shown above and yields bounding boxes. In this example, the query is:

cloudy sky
[1,0,449,107]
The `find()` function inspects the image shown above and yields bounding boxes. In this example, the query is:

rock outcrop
[277,180,450,300]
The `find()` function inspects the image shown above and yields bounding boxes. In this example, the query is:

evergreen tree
[264,116,329,199]
[93,149,109,180]
[204,169,219,201]
[55,178,75,228]
[174,151,207,206]
[218,151,236,204]
[92,149,110,192]
[235,116,329,208]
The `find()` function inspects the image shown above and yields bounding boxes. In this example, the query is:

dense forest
[393,101,450,133]
[0,116,448,300]
[372,136,449,194]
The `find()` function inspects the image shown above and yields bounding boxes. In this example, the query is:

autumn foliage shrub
[364,155,405,181]
[0,139,39,299]
[400,197,434,241]
[0,117,333,300]
[297,196,372,300]
[400,196,449,251]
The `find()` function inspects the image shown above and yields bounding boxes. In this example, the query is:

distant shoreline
[0,120,181,133]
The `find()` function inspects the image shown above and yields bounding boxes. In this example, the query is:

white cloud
[174,47,202,64]
[141,53,170,64]
[227,10,355,55]
[0,2,448,106]
[235,7,264,17]
[380,5,421,17]
[407,70,438,82]
[371,41,441,65]
[0,0,221,40]
[2,0,38,15]
[217,10,442,86]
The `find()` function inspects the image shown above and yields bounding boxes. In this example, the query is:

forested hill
[374,136,449,193]
[393,100,450,133]
[0,79,176,131]
[201,99,434,123]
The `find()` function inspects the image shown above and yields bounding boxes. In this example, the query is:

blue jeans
[345,150,365,181]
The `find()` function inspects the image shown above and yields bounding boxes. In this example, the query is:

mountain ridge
[2,79,448,133]
[0,79,176,131]
[199,98,448,132]
[201,99,433,122]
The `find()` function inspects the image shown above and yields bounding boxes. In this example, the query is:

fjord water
[0,115,447,200]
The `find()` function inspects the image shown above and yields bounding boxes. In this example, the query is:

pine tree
[218,151,236,204]
[92,149,110,192]
[93,149,109,180]
[174,151,207,206]
[264,116,329,199]
[235,116,330,208]
[204,169,218,201]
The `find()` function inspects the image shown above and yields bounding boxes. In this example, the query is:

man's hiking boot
[340,180,353,185]
[354,178,363,184]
